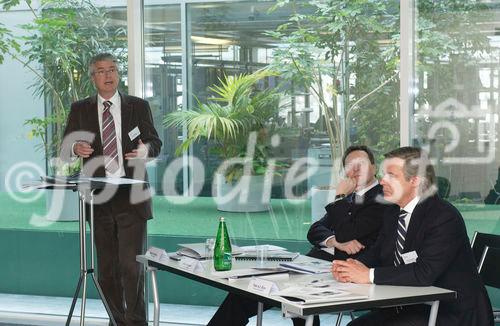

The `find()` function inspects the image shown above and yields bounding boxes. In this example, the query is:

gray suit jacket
[62,93,162,219]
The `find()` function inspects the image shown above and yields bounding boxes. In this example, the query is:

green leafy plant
[164,69,285,182]
[0,0,126,175]
[266,0,399,164]
[265,0,492,164]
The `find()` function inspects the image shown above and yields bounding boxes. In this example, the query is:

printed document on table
[239,245,287,252]
[273,279,368,305]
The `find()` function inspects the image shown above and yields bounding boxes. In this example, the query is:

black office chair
[470,231,500,266]
[478,246,500,324]
[436,176,451,199]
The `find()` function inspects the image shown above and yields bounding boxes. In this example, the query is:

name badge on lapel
[401,251,418,264]
[128,126,141,141]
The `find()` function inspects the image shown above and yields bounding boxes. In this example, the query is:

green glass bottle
[214,217,232,271]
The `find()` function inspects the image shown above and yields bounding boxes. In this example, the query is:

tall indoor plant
[266,0,491,218]
[164,69,284,212]
[0,0,126,220]
[266,0,399,219]
[267,0,399,167]
[1,0,126,173]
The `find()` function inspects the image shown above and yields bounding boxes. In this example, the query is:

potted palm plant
[164,69,283,212]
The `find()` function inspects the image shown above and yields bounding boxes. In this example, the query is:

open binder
[177,243,243,260]
[234,251,299,262]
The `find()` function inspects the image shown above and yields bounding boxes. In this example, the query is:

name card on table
[248,277,279,296]
[145,247,169,264]
[179,256,204,273]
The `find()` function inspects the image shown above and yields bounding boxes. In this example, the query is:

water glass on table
[205,238,215,269]
[255,245,268,268]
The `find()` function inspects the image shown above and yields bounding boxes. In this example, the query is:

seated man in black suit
[307,145,389,262]
[207,145,389,326]
[333,146,494,326]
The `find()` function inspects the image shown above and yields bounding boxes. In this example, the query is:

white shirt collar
[402,195,420,214]
[97,91,119,107]
[355,180,379,197]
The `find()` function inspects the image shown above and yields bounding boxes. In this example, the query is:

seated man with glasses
[333,147,493,326]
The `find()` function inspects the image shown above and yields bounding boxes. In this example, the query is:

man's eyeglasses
[93,68,117,76]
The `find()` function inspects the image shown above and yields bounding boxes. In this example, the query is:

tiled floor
[0,294,350,326]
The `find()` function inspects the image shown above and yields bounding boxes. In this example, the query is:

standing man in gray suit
[62,53,162,326]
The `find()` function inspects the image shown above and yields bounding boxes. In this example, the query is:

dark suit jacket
[62,93,162,220]
[359,195,493,326]
[307,184,391,261]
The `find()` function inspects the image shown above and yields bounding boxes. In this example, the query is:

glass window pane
[144,3,182,195]
[413,1,500,211]
[151,0,400,242]
[413,0,500,307]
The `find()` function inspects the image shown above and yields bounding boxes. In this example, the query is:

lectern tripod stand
[28,177,147,325]
[64,181,116,326]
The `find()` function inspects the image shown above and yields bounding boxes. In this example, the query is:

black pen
[229,270,288,280]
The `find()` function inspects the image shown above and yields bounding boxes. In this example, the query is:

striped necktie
[102,100,119,174]
[394,209,408,266]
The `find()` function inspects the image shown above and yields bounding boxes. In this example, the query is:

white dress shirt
[97,91,125,178]
[369,195,421,283]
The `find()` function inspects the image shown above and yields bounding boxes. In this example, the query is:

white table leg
[150,267,160,326]
[304,315,314,326]
[428,301,440,326]
[256,302,264,326]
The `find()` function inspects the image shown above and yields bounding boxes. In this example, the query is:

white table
[137,255,455,326]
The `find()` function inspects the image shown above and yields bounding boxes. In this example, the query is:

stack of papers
[177,243,242,260]
[273,280,368,305]
[239,245,286,252]
[41,175,81,184]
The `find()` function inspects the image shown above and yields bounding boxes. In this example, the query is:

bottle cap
[219,217,225,221]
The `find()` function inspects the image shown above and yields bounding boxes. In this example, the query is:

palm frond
[163,68,282,162]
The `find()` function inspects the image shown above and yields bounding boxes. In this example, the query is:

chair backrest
[437,176,451,199]
[478,246,500,289]
[470,231,500,266]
